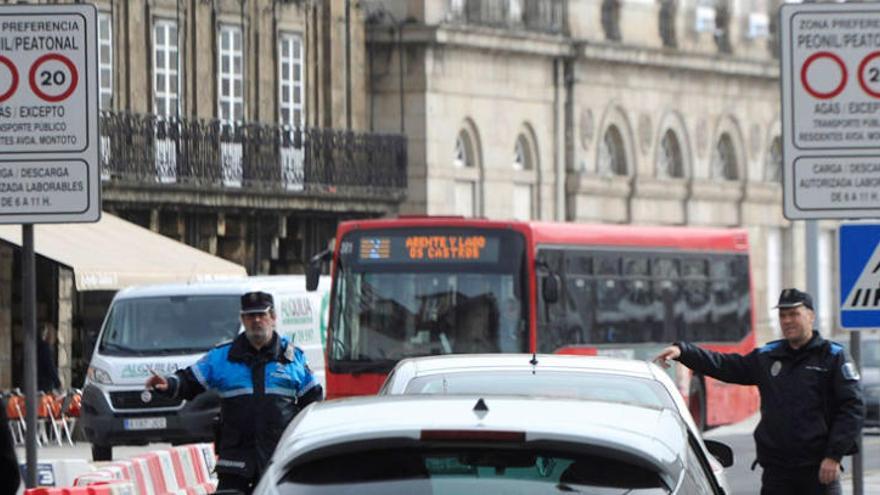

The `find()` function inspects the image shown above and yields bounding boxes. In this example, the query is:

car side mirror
[705,439,734,468]
[542,275,559,304]
[306,248,332,291]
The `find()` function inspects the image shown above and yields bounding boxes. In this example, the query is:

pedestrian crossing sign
[839,223,880,330]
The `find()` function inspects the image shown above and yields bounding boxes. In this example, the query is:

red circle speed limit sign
[0,55,18,103]
[858,51,880,99]
[28,53,79,103]
[800,51,847,100]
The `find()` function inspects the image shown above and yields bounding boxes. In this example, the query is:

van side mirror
[542,275,559,304]
[306,249,332,291]
[704,439,734,468]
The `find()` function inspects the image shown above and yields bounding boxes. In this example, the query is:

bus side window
[679,257,710,342]
[594,255,624,344]
[732,255,752,340]
[622,256,660,343]
[560,251,592,347]
[536,249,569,353]
[652,257,681,343]
[707,255,751,342]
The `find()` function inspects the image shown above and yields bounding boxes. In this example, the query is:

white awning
[0,212,247,290]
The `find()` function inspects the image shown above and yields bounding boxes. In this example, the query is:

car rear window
[402,370,674,409]
[278,447,668,494]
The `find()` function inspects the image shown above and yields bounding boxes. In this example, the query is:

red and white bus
[307,217,759,429]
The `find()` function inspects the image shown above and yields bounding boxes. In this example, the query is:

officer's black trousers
[217,472,257,494]
[761,466,842,495]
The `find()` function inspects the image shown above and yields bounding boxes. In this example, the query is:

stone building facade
[0,0,408,388]
[365,0,834,345]
[89,0,406,274]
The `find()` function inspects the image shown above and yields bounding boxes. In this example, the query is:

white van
[80,275,330,461]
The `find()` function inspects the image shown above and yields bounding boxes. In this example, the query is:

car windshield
[278,447,669,494]
[99,295,241,355]
[329,228,528,373]
[401,370,674,409]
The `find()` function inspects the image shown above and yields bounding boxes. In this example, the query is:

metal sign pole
[22,224,37,487]
[850,330,863,495]
[806,220,820,320]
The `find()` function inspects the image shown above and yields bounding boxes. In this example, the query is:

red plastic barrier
[25,480,134,495]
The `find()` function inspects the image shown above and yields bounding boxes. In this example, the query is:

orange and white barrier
[47,443,217,495]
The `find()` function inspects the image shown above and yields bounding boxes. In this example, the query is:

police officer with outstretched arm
[146,291,322,493]
[655,288,864,495]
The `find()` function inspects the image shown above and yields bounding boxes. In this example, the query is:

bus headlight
[87,366,113,385]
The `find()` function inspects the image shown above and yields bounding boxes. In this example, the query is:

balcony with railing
[99,111,408,202]
[446,0,566,34]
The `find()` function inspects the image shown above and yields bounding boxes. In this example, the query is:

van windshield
[99,295,241,355]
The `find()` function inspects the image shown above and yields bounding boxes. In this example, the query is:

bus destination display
[357,234,499,263]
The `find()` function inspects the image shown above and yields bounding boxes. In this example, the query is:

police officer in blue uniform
[655,288,864,495]
[146,291,322,493]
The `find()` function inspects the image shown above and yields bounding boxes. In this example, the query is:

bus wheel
[688,377,707,432]
[91,443,112,461]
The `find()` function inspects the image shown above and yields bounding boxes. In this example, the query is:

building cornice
[368,24,573,58]
[576,42,780,80]
[368,24,779,80]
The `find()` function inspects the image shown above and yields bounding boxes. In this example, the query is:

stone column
[57,267,74,389]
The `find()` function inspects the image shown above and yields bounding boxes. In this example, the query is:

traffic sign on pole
[0,4,100,224]
[780,4,880,219]
[838,223,880,329]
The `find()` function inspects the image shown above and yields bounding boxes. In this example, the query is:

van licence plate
[124,417,166,430]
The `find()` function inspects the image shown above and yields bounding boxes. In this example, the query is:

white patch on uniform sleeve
[842,362,861,381]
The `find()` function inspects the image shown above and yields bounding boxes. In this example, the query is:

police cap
[241,291,274,314]
[774,288,814,311]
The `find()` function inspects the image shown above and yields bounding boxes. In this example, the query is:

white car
[253,394,728,494]
[378,353,731,492]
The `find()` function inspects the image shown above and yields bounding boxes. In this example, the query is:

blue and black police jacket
[676,332,864,469]
[166,331,323,478]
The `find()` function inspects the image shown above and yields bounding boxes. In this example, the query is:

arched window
[598,125,627,176]
[657,129,684,178]
[513,134,533,171]
[512,131,537,220]
[765,136,782,182]
[454,130,475,169]
[711,133,738,180]
[453,125,481,217]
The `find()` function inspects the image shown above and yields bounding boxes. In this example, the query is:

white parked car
[378,353,731,492]
[252,394,728,494]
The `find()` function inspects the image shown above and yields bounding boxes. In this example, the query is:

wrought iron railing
[446,0,566,34]
[99,111,408,198]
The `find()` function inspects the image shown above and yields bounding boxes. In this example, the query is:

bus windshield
[99,295,241,355]
[329,228,528,373]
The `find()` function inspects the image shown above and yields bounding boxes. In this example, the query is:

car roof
[275,394,686,489]
[112,275,329,299]
[391,353,656,379]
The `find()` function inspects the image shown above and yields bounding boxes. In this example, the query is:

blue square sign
[839,223,880,329]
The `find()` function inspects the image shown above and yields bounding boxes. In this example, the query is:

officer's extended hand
[819,457,841,484]
[653,345,681,369]
[145,369,168,391]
